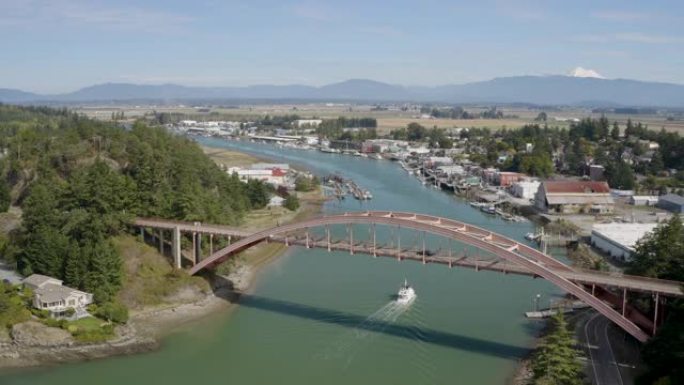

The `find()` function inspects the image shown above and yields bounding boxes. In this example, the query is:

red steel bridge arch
[179,211,669,342]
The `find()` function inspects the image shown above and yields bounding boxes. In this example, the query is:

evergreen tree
[531,313,583,385]
[0,179,10,213]
[610,122,620,140]
[627,216,684,281]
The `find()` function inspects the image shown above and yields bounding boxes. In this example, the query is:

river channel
[3,138,563,385]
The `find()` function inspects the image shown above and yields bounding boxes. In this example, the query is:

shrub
[283,195,300,211]
[95,301,129,324]
[30,308,50,319]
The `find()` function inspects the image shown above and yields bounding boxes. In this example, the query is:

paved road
[575,310,642,385]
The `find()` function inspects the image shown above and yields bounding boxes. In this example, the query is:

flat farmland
[73,103,684,135]
[376,117,533,134]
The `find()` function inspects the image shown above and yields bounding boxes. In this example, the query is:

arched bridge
[134,211,684,343]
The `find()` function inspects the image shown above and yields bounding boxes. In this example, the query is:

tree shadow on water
[233,293,529,360]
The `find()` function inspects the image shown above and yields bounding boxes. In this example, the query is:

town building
[590,223,658,262]
[294,119,322,128]
[495,172,527,187]
[22,274,93,319]
[229,167,289,187]
[589,165,605,181]
[657,194,684,213]
[510,180,541,200]
[629,195,659,206]
[534,181,614,214]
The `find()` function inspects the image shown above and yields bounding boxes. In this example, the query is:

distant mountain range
[2,76,684,107]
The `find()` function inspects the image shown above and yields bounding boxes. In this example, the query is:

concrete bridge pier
[209,234,213,255]
[195,233,202,264]
[173,226,181,269]
[159,230,164,254]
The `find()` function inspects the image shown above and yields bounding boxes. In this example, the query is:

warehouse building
[657,194,684,213]
[590,223,658,262]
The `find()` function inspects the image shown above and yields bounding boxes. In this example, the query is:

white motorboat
[396,279,416,304]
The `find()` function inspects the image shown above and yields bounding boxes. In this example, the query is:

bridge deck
[135,217,683,297]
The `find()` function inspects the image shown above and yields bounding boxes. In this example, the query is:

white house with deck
[22,274,93,319]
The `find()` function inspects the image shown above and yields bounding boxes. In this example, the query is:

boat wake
[316,301,412,364]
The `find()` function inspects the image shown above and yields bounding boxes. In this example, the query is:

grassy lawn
[202,147,263,168]
[65,317,115,343]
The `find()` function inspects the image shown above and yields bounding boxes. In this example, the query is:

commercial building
[23,274,93,319]
[590,223,658,262]
[534,181,614,214]
[511,180,541,200]
[229,167,289,187]
[657,194,684,213]
[495,172,527,187]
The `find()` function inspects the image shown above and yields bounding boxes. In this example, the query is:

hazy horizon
[1,0,683,93]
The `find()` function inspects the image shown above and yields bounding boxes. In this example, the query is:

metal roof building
[535,181,614,214]
[657,194,684,213]
[590,223,658,262]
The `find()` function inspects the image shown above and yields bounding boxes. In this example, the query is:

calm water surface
[2,138,563,385]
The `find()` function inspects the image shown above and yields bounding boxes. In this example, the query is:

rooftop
[34,283,82,303]
[659,194,684,205]
[22,274,61,288]
[543,181,610,194]
[592,223,659,251]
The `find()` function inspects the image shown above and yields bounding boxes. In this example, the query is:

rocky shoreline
[0,264,254,370]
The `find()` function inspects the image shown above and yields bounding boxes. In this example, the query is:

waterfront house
[534,181,614,214]
[22,274,93,319]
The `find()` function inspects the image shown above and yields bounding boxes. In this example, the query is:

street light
[534,294,542,312]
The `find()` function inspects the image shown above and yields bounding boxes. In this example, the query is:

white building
[510,180,541,200]
[295,119,322,128]
[229,167,288,187]
[268,196,285,207]
[590,223,658,262]
[629,195,659,206]
[22,274,93,319]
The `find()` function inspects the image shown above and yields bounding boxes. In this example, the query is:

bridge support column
[192,232,197,266]
[396,228,401,261]
[622,288,627,317]
[159,230,164,254]
[173,226,181,269]
[139,227,144,242]
[653,292,660,335]
[422,231,426,264]
[209,234,213,255]
[326,226,331,252]
[195,233,202,264]
[349,225,354,255]
[372,223,376,257]
[306,230,310,249]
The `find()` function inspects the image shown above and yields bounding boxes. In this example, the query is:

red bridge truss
[135,211,684,342]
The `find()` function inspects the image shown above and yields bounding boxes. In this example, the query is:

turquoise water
[2,138,562,385]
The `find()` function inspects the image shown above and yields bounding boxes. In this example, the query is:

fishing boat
[480,206,496,214]
[469,201,487,208]
[396,279,416,304]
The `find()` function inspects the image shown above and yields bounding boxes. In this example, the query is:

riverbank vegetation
[626,216,684,385]
[529,313,583,385]
[0,104,272,318]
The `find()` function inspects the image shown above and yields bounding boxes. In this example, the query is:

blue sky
[1,0,683,93]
